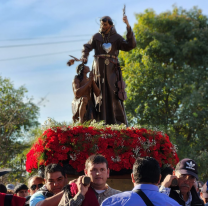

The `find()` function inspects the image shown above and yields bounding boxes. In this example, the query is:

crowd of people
[1,154,208,206]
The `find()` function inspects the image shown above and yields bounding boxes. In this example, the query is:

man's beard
[101,27,111,34]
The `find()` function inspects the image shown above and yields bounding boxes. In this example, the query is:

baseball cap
[202,182,208,198]
[175,158,198,179]
[6,184,15,191]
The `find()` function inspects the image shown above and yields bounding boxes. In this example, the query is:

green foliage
[120,7,208,180]
[0,76,40,183]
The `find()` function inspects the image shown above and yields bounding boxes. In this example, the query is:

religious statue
[68,59,100,123]
[68,10,136,125]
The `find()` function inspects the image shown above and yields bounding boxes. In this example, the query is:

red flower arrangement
[26,124,179,173]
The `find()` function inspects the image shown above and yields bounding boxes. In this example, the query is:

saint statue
[68,14,136,125]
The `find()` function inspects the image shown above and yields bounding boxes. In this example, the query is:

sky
[0,0,207,126]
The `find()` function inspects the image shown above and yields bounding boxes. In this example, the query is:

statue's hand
[67,59,75,66]
[81,57,87,64]
[123,15,130,28]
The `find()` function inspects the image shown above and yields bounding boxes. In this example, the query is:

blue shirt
[30,191,46,206]
[101,184,181,206]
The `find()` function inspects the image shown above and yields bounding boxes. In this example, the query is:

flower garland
[26,123,179,173]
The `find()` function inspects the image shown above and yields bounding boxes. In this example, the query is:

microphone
[82,176,91,186]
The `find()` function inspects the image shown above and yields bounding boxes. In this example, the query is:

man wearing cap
[76,15,136,125]
[200,182,208,205]
[6,184,15,192]
[14,184,29,198]
[160,158,204,206]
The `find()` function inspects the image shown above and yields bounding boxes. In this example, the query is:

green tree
[0,76,40,180]
[120,7,208,180]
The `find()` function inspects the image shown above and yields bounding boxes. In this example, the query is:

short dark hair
[44,164,66,179]
[14,184,28,194]
[0,184,7,193]
[85,154,108,169]
[100,16,113,26]
[160,167,173,183]
[133,157,161,184]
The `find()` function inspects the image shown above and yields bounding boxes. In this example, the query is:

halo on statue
[95,17,117,26]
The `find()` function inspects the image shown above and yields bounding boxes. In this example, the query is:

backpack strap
[133,189,154,206]
[4,194,13,206]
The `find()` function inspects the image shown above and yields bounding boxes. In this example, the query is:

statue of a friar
[68,13,136,125]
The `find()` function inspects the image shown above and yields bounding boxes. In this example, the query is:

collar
[182,191,192,205]
[92,184,111,196]
[133,184,159,192]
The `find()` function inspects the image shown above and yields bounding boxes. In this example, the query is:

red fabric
[0,193,26,206]
[11,195,26,206]
[69,183,99,206]
[0,193,5,205]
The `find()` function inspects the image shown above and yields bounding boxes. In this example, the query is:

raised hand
[77,176,90,196]
[123,15,130,29]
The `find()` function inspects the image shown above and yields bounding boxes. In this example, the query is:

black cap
[175,158,198,179]
[14,184,28,194]
[202,182,208,198]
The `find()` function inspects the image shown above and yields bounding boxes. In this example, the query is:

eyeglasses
[179,174,196,183]
[30,184,44,191]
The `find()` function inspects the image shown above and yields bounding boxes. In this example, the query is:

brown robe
[82,26,136,125]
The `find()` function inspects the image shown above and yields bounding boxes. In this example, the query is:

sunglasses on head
[100,18,113,25]
[30,184,44,191]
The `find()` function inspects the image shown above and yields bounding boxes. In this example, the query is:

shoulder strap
[4,194,13,206]
[133,189,154,206]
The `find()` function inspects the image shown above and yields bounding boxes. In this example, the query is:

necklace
[101,32,112,54]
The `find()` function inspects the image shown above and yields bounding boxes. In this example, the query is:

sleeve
[81,37,96,62]
[30,192,46,206]
[118,26,136,51]
[58,192,85,206]
[159,186,171,196]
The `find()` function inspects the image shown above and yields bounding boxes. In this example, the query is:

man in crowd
[0,184,7,193]
[160,158,204,206]
[30,164,69,206]
[59,154,121,205]
[28,175,45,195]
[6,184,15,193]
[14,184,29,198]
[200,182,208,205]
[25,175,45,206]
[101,156,180,206]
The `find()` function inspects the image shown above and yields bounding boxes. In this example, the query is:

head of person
[100,16,113,34]
[84,154,109,190]
[76,64,90,82]
[200,182,208,203]
[132,157,161,185]
[160,167,173,184]
[6,190,14,194]
[174,158,198,195]
[28,175,45,195]
[44,163,67,194]
[14,184,28,198]
[0,184,7,193]
[6,184,15,192]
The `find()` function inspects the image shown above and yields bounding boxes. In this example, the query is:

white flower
[111,156,121,162]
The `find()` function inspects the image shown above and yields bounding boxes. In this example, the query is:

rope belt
[94,54,117,59]
[94,54,118,65]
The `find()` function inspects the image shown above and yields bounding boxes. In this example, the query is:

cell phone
[171,178,178,187]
